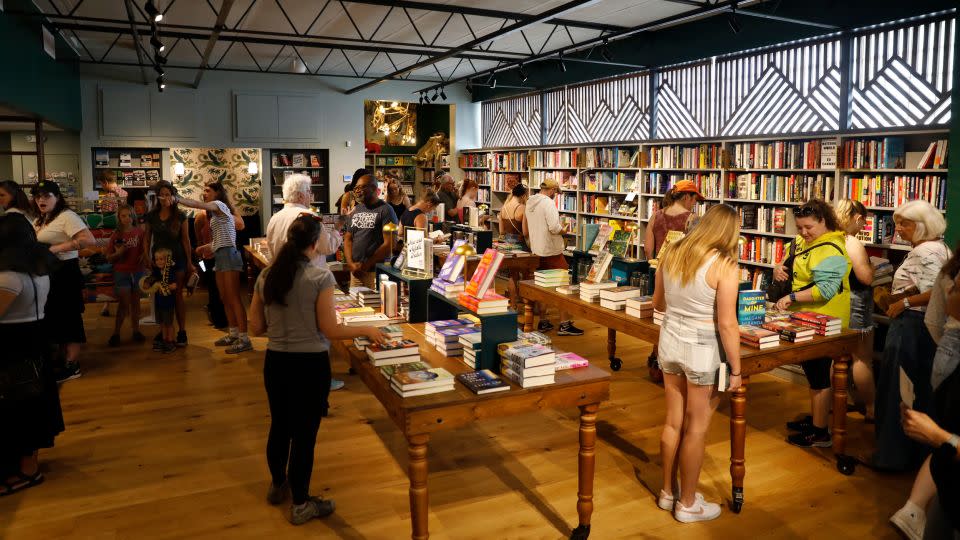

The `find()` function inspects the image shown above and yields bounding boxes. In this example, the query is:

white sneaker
[674,493,721,523]
[890,502,925,540]
[657,489,675,511]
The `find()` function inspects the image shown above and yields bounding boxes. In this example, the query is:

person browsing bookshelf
[343,173,398,288]
[652,204,742,523]
[525,179,582,336]
[435,173,460,222]
[499,183,530,303]
[456,179,488,226]
[834,199,878,423]
[249,214,388,526]
[385,175,411,220]
[870,200,950,472]
[399,189,441,233]
[771,199,851,448]
[643,180,703,261]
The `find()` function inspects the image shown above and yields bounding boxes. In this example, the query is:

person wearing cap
[644,179,705,261]
[30,180,97,383]
[525,179,583,336]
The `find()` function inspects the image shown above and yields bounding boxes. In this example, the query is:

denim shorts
[932,326,960,390]
[214,246,244,272]
[849,288,875,331]
[114,271,145,293]
[657,313,723,386]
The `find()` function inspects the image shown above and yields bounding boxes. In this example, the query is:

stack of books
[425,319,475,346]
[336,306,374,324]
[456,369,511,394]
[434,326,479,356]
[791,311,842,336]
[580,280,618,303]
[391,367,456,397]
[380,280,399,318]
[739,325,780,349]
[458,291,510,314]
[871,256,893,286]
[380,360,431,379]
[599,286,643,310]
[517,330,552,346]
[430,278,464,299]
[366,339,421,366]
[556,284,579,295]
[761,320,815,342]
[355,324,402,351]
[534,269,570,288]
[737,290,767,325]
[432,240,468,297]
[555,351,590,370]
[625,296,654,318]
[498,342,557,388]
[460,332,483,368]
[351,286,381,308]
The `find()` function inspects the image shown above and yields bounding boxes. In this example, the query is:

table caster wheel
[731,487,744,513]
[348,367,357,375]
[837,455,856,476]
[609,357,622,371]
[570,524,590,540]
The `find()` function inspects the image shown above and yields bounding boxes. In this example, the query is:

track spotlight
[600,40,613,62]
[157,75,165,91]
[431,89,439,102]
[151,35,165,53]
[558,51,567,73]
[145,1,163,22]
[518,64,528,83]
[439,87,447,100]
[154,65,164,76]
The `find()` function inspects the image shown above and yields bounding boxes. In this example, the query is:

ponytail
[262,215,321,306]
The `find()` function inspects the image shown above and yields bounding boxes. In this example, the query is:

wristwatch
[903,297,912,309]
[789,293,797,302]
[945,433,960,451]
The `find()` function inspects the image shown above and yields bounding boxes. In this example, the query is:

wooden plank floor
[0,294,912,539]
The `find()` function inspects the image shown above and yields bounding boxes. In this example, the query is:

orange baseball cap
[673,179,705,201]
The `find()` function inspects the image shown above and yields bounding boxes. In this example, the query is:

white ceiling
[36,0,699,82]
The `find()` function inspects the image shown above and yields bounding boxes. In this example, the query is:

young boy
[140,248,178,354]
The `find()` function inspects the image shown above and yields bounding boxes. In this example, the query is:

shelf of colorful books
[580,193,636,216]
[725,172,834,203]
[490,151,529,171]
[839,135,948,170]
[531,148,579,168]
[531,166,579,170]
[581,146,640,169]
[727,138,837,170]
[642,171,722,197]
[727,168,836,173]
[531,169,578,190]
[740,233,788,266]
[581,170,637,192]
[491,172,526,192]
[458,152,490,169]
[739,260,777,268]
[725,198,804,205]
[839,168,948,174]
[842,174,948,211]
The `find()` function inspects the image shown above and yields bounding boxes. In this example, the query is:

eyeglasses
[792,206,818,217]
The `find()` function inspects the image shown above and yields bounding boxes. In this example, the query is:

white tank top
[663,253,720,321]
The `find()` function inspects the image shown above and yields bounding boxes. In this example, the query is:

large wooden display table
[338,323,611,540]
[243,245,349,292]
[517,280,863,511]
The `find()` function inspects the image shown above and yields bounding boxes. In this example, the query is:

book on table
[366,339,420,364]
[391,368,455,391]
[457,369,511,394]
[464,248,505,299]
[600,286,643,303]
[516,330,552,346]
[501,366,555,388]
[555,351,590,370]
[589,223,613,252]
[425,319,475,345]
[737,290,767,325]
[497,342,556,368]
[436,239,467,282]
[739,325,780,349]
[556,284,579,295]
[599,299,627,311]
[761,320,815,342]
[458,290,510,314]
[790,311,842,336]
[380,280,398,317]
[584,251,615,283]
[342,313,402,327]
[430,279,464,298]
[534,269,570,287]
[381,324,404,339]
[380,361,432,379]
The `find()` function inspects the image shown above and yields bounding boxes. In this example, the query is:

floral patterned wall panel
[169,148,262,216]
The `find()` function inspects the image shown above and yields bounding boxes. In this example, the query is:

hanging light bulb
[390,101,398,108]
[247,161,259,175]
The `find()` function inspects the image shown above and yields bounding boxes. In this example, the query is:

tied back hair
[262,215,321,306]
[0,214,58,276]
[206,181,236,216]
[658,204,739,285]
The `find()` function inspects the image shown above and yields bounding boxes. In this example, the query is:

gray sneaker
[214,334,238,347]
[289,497,335,525]
[266,482,289,506]
[226,338,253,354]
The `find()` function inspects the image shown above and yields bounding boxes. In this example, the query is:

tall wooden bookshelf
[365,153,416,197]
[267,149,330,214]
[459,128,950,284]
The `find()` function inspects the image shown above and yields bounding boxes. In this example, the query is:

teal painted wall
[948,28,960,247]
[0,1,81,130]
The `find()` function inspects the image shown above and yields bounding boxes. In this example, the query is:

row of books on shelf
[583,147,638,169]
[105,170,162,186]
[855,214,905,246]
[728,173,834,203]
[274,169,324,187]
[582,171,638,192]
[370,155,413,166]
[580,194,637,217]
[459,153,489,168]
[532,148,579,168]
[95,151,160,168]
[531,170,577,189]
[490,152,529,171]
[463,170,491,186]
[739,268,771,290]
[556,193,578,212]
[274,152,322,168]
[730,139,837,170]
[841,175,948,210]
[492,172,524,191]
[648,144,722,169]
[739,236,786,265]
[840,137,905,169]
[644,172,721,198]
[737,205,797,235]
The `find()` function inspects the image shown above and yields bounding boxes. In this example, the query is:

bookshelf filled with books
[459,128,949,284]
[92,147,165,190]
[365,153,416,191]
[267,149,330,214]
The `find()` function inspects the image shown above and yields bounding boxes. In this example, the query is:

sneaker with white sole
[657,490,675,511]
[890,501,925,540]
[674,493,721,523]
[214,334,238,347]
[330,379,345,391]
[557,321,584,336]
[226,338,253,354]
[289,497,335,525]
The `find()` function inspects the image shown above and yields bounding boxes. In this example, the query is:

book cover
[585,251,614,283]
[589,224,613,252]
[380,361,431,379]
[761,321,815,341]
[739,325,779,343]
[790,311,842,328]
[457,369,511,394]
[392,368,454,390]
[365,339,419,359]
[737,290,767,325]
[607,230,631,258]
[555,352,590,370]
[464,248,504,299]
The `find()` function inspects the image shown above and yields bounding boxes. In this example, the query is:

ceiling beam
[50,22,525,63]
[340,0,630,33]
[346,0,604,94]
[193,0,236,88]
[121,0,148,85]
[737,9,840,29]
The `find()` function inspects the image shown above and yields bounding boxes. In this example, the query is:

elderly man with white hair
[266,173,346,391]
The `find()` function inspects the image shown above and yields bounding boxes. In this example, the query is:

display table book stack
[498,341,557,388]
[376,263,433,323]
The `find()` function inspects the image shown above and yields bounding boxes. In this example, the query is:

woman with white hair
[870,200,950,472]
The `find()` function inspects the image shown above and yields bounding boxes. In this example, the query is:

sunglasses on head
[792,206,818,217]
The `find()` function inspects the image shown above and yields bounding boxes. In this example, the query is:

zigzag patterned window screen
[481,94,542,148]
[850,18,955,128]
[479,16,955,147]
[716,40,842,136]
[543,74,651,144]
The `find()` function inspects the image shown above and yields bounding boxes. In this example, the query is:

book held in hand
[457,369,511,394]
[737,290,767,325]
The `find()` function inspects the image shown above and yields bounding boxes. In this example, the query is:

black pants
[263,349,332,505]
[201,258,228,328]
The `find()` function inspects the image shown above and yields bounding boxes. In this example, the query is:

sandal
[0,471,44,497]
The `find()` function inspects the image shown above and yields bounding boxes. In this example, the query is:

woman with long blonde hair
[652,203,742,523]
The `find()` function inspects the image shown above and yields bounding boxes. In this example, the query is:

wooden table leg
[606,329,621,371]
[407,433,430,540]
[832,354,857,475]
[523,301,534,333]
[571,403,599,540]
[729,376,748,513]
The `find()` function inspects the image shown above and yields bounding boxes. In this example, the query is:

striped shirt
[210,200,236,252]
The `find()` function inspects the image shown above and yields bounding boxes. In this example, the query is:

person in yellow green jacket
[772,199,851,448]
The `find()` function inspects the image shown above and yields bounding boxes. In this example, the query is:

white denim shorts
[657,313,724,386]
